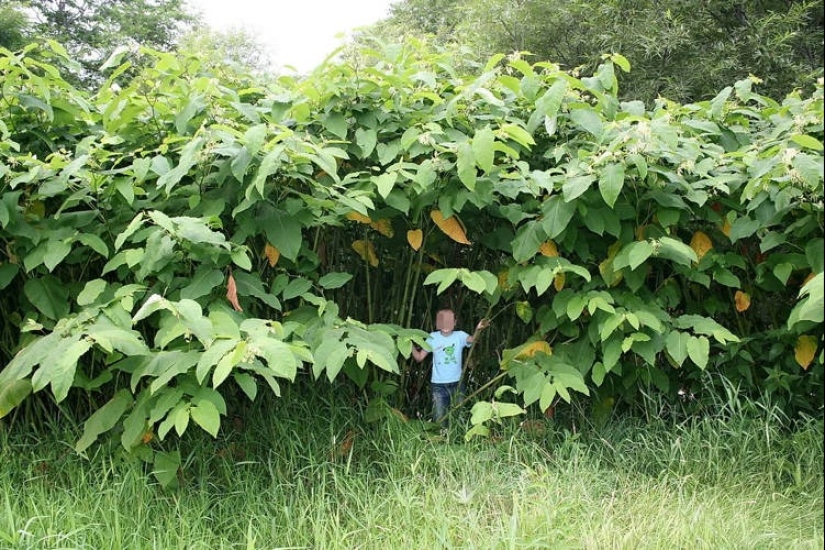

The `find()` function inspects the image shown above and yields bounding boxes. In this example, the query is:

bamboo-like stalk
[363,227,373,324]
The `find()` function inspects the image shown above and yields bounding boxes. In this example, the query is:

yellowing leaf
[430,210,470,245]
[517,341,552,359]
[539,241,559,257]
[803,272,815,286]
[599,241,624,287]
[346,211,372,224]
[690,231,713,261]
[352,240,378,267]
[497,269,513,291]
[635,225,647,241]
[794,335,818,370]
[554,272,566,291]
[721,219,731,237]
[734,290,750,312]
[407,229,423,251]
[25,200,46,220]
[515,301,533,323]
[370,218,394,238]
[264,243,280,267]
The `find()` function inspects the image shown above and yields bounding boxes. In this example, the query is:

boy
[412,309,488,426]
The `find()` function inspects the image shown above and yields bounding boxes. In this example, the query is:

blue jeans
[432,382,462,426]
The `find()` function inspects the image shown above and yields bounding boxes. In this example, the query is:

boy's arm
[467,318,489,345]
[412,345,429,363]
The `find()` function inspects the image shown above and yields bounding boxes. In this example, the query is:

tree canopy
[3,0,197,85]
[366,0,824,103]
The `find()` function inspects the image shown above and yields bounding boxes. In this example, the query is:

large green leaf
[323,112,348,139]
[137,231,176,280]
[24,275,69,320]
[252,337,299,380]
[614,241,654,271]
[181,266,224,300]
[562,175,595,202]
[511,222,545,263]
[355,128,377,158]
[656,237,698,267]
[686,336,710,369]
[456,142,477,190]
[76,389,133,453]
[318,272,353,289]
[262,209,302,261]
[423,268,460,295]
[372,172,398,199]
[598,163,625,208]
[788,272,824,328]
[569,108,603,139]
[196,338,238,384]
[528,79,567,134]
[0,263,19,290]
[666,331,689,367]
[190,400,221,438]
[540,196,576,240]
[314,336,350,381]
[152,450,181,488]
[87,319,149,356]
[0,379,32,418]
[472,126,495,173]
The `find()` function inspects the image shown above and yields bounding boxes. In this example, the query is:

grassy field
[1,392,822,550]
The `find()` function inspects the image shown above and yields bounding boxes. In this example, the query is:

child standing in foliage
[412,309,488,427]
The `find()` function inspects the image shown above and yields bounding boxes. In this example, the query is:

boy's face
[436,310,456,332]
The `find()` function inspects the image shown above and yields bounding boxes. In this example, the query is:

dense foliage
[0,40,822,483]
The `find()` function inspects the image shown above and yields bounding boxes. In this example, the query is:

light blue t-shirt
[426,330,471,383]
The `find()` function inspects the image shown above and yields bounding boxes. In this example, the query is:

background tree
[365,0,824,103]
[177,27,274,78]
[0,2,29,50]
[20,0,198,84]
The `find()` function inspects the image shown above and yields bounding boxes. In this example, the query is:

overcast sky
[186,0,398,72]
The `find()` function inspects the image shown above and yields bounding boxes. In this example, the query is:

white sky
[186,0,398,73]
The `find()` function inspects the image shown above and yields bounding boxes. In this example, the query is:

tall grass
[1,389,822,549]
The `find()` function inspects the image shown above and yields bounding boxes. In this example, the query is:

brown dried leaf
[407,229,423,251]
[331,429,356,459]
[794,335,818,370]
[430,210,470,245]
[734,290,751,312]
[264,243,280,267]
[226,273,243,312]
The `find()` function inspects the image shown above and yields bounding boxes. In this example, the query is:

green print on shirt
[443,344,457,365]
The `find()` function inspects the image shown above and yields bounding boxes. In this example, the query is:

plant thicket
[0,40,822,484]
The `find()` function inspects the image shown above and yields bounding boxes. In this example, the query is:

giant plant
[0,40,822,482]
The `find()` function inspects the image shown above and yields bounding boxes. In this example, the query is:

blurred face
[435,309,456,332]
